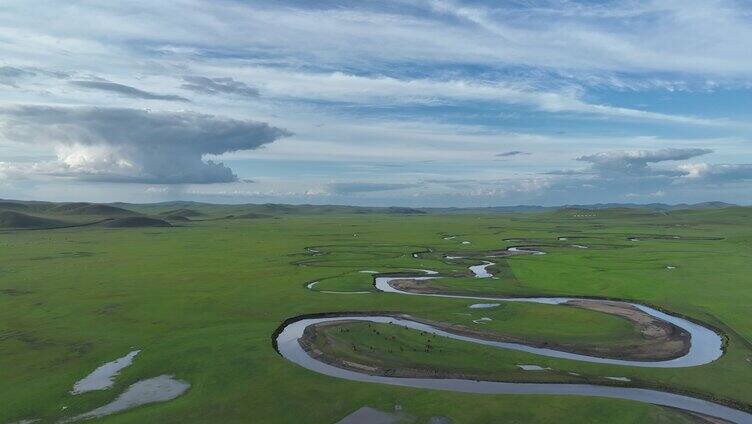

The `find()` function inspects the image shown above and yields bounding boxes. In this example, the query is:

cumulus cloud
[536,148,752,203]
[0,106,291,184]
[70,81,189,102]
[576,148,713,176]
[677,163,752,183]
[181,76,259,97]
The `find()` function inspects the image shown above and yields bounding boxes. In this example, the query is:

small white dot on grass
[517,364,551,371]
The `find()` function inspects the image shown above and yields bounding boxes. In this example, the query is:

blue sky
[1,0,751,206]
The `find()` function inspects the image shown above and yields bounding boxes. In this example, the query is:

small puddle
[62,375,189,422]
[469,303,500,309]
[359,270,379,274]
[469,261,494,278]
[517,365,550,371]
[71,350,140,395]
[473,317,492,324]
[507,247,546,255]
[606,376,631,382]
[413,269,439,275]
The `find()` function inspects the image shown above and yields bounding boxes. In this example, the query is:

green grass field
[1,203,751,423]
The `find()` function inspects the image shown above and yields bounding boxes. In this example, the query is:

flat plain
[1,202,751,423]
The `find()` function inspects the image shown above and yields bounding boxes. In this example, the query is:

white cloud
[205,67,721,125]
[536,148,752,204]
[677,163,752,182]
[577,148,713,175]
[676,162,709,179]
[0,105,291,184]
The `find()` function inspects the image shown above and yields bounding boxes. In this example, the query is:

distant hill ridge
[51,203,137,216]
[0,211,66,229]
[158,208,204,217]
[0,198,740,226]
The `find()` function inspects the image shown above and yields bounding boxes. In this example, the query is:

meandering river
[277,246,750,423]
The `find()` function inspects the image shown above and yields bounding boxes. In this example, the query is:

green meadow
[1,202,751,423]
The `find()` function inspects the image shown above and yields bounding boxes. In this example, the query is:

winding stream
[279,246,749,423]
[374,275,722,368]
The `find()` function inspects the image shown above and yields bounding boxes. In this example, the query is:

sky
[1,0,752,207]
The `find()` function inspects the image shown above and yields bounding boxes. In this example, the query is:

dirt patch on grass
[565,299,690,360]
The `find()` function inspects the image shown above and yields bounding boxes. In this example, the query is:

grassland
[1,202,751,423]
